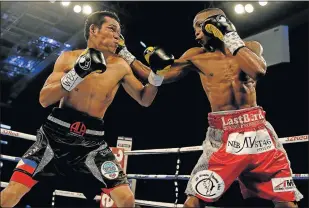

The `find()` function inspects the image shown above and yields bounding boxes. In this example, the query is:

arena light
[235,4,245,14]
[82,5,92,15]
[61,1,70,7]
[73,5,82,13]
[245,4,254,13]
[259,1,268,6]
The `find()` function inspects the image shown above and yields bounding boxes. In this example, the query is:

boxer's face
[91,16,121,53]
[193,10,225,46]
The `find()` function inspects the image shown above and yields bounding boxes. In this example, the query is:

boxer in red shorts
[117,7,303,208]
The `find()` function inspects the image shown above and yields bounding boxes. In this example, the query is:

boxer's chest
[69,64,124,99]
[196,52,241,85]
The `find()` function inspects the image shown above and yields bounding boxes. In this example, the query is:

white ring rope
[1,154,308,181]
[1,128,308,207]
[1,128,308,155]
[0,181,196,208]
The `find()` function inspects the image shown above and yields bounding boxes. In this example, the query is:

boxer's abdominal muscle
[194,52,258,112]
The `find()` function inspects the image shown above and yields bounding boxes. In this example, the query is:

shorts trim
[10,171,38,188]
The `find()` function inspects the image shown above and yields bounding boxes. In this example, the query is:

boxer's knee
[115,192,134,207]
[183,196,201,208]
[273,201,298,208]
[0,181,30,207]
[110,185,135,207]
[122,193,135,207]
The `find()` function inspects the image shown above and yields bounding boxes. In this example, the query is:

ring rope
[0,140,8,145]
[1,154,308,180]
[1,128,308,155]
[1,128,308,207]
[1,181,184,208]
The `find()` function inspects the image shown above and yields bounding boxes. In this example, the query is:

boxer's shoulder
[72,49,86,56]
[54,50,80,72]
[104,55,132,77]
[113,56,131,69]
[245,41,263,56]
[181,47,205,59]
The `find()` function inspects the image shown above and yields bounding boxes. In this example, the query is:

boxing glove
[143,46,175,86]
[116,34,136,65]
[144,46,174,72]
[61,48,106,91]
[202,15,245,55]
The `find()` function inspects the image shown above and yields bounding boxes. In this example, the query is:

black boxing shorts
[10,107,129,198]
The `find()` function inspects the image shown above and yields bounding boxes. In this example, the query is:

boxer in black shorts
[13,107,127,198]
[1,10,163,207]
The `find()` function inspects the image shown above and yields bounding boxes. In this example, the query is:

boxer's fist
[143,46,174,72]
[202,15,245,55]
[61,48,106,91]
[202,15,236,40]
[115,34,126,54]
[116,34,136,65]
[74,48,106,77]
[143,46,174,86]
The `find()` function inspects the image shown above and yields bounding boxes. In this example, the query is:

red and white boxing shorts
[185,106,303,203]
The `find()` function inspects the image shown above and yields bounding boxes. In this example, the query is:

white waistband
[47,115,104,136]
[210,106,262,116]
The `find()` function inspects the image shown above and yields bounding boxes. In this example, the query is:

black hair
[196,8,226,16]
[84,10,120,41]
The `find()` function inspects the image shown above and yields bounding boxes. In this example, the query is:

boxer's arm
[130,60,152,82]
[39,52,71,107]
[158,47,204,83]
[121,59,158,107]
[130,47,202,84]
[235,41,267,80]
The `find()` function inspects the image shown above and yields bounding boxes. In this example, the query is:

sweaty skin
[1,15,154,208]
[130,12,266,112]
[131,41,265,112]
[39,17,158,118]
[181,44,261,112]
[130,10,298,208]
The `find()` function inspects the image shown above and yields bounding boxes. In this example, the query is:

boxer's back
[59,49,126,118]
[193,48,257,112]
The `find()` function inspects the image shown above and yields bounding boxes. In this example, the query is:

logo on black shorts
[100,161,119,180]
[70,122,87,136]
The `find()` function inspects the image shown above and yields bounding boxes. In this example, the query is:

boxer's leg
[185,128,250,205]
[0,128,54,207]
[85,141,133,206]
[0,181,31,207]
[184,195,202,207]
[238,122,303,206]
[109,184,135,207]
[273,201,298,208]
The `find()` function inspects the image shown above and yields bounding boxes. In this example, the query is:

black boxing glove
[61,48,106,91]
[202,15,245,55]
[143,46,175,86]
[116,34,136,65]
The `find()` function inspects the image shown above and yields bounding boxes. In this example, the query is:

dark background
[1,1,308,207]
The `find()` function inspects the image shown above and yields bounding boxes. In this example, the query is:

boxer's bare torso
[160,41,264,112]
[59,50,124,117]
[189,45,258,112]
[40,48,155,118]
